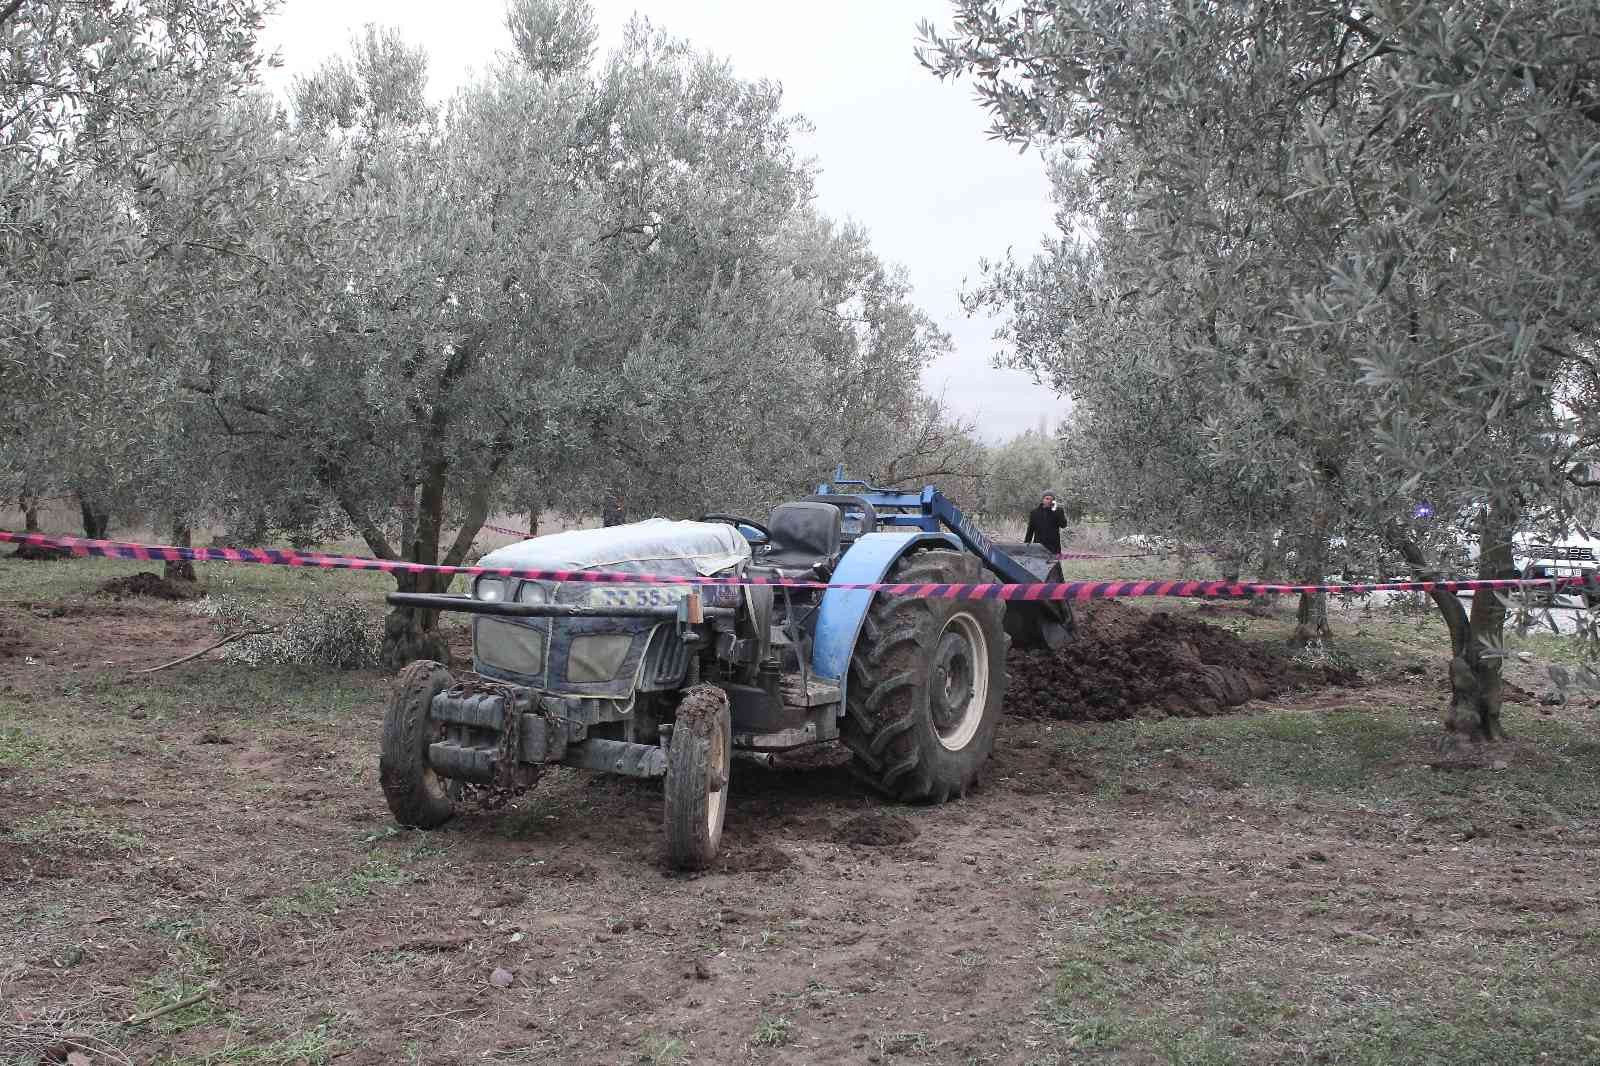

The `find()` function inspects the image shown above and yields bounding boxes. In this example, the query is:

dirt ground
[2,559,1599,1065]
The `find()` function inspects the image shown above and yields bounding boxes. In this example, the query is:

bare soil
[8,543,71,562]
[2,582,1597,1065]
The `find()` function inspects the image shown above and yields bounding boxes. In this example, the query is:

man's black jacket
[1024,505,1067,554]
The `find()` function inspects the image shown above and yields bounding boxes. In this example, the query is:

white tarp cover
[478,519,751,578]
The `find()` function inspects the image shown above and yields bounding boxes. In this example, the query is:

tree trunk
[356,331,505,673]
[1292,526,1331,645]
[383,568,451,671]
[377,447,499,672]
[1295,590,1329,643]
[164,521,197,583]
[78,496,109,539]
[383,458,453,671]
[1390,501,1518,745]
[1442,503,1518,744]
[21,486,40,533]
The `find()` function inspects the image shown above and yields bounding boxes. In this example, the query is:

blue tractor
[379,469,1072,869]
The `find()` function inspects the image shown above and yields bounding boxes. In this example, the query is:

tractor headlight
[516,581,549,605]
[474,576,509,602]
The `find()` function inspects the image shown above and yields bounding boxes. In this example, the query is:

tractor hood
[478,519,751,579]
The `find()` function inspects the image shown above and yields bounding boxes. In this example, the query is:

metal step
[781,676,841,707]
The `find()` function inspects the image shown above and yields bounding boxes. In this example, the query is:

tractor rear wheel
[664,685,731,870]
[842,550,1007,802]
[380,660,456,829]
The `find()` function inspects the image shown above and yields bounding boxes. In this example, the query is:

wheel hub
[931,632,975,732]
[930,613,989,752]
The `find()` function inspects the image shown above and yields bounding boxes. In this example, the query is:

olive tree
[0,0,276,538]
[925,0,1600,740]
[185,6,955,666]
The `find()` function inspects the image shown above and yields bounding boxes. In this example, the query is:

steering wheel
[700,513,771,542]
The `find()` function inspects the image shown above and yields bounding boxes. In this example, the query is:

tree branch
[1295,39,1398,100]
[318,464,397,560]
[1385,521,1469,656]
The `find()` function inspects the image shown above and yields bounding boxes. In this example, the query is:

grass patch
[1038,702,1600,1063]
[751,1015,791,1048]
[0,724,52,768]
[6,806,148,852]
[1505,628,1595,665]
[1066,707,1600,822]
[1043,896,1600,1065]
[640,1032,688,1065]
[158,1025,337,1065]
[0,551,402,608]
[265,858,412,918]
[62,661,383,728]
[133,981,220,1034]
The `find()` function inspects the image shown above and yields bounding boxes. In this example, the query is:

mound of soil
[1006,601,1346,721]
[9,542,71,561]
[96,572,199,601]
[832,812,919,846]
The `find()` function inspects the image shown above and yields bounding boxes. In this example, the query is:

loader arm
[816,468,1073,650]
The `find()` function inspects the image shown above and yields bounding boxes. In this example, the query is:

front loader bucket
[1005,598,1073,651]
[993,543,1073,651]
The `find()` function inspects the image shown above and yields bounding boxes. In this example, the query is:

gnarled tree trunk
[1295,589,1329,643]
[1292,522,1331,645]
[1391,500,1519,745]
[384,568,452,670]
[381,453,456,672]
[20,486,40,533]
[78,495,109,539]
[164,521,197,583]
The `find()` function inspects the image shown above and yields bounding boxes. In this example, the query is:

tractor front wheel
[664,685,732,870]
[842,549,1007,803]
[380,660,457,829]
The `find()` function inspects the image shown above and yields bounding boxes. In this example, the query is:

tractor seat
[755,502,842,576]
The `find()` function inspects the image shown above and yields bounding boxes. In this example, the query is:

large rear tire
[664,685,731,870]
[842,550,1008,802]
[380,660,456,829]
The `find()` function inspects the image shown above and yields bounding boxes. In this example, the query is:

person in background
[602,495,626,528]
[1024,491,1068,555]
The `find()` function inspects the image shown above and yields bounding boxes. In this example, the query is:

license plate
[587,585,693,609]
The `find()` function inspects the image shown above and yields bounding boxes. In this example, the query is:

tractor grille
[645,630,690,689]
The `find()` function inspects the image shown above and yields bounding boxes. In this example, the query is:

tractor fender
[811,531,961,707]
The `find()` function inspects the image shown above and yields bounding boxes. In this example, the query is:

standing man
[601,494,626,528]
[1024,491,1068,555]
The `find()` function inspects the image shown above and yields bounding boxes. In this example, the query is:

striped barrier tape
[484,523,534,539]
[4,529,1597,604]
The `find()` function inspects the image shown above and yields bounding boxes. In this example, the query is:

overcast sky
[258,0,1064,442]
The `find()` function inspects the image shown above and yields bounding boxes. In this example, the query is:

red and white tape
[483,523,534,539]
[4,530,1594,604]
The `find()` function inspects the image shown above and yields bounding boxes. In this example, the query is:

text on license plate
[588,585,693,608]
